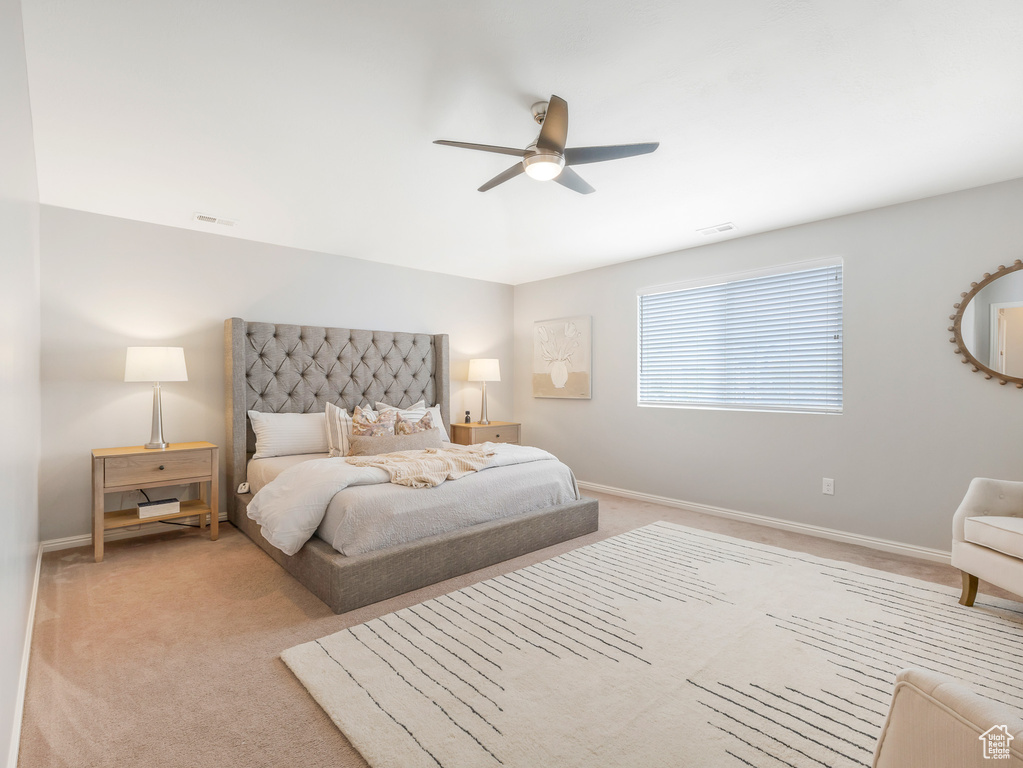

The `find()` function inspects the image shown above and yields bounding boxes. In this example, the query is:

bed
[224,318,599,614]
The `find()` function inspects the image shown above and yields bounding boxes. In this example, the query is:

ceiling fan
[434,95,658,194]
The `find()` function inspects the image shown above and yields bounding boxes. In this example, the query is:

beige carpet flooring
[16,491,1006,768]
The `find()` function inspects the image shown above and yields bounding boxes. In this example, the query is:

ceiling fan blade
[564,142,659,166]
[536,95,569,154]
[553,167,595,195]
[434,140,525,158]
[478,162,525,192]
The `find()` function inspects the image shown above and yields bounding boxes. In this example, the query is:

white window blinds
[638,261,843,413]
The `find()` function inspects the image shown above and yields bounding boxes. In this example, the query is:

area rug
[282,522,1023,767]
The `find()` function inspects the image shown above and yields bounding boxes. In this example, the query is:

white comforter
[247,443,575,556]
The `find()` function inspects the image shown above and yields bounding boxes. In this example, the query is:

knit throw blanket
[345,445,496,488]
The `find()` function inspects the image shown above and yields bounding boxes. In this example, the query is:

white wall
[0,0,41,762]
[514,178,1023,552]
[39,207,513,541]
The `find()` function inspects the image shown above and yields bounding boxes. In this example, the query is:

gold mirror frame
[950,259,1023,388]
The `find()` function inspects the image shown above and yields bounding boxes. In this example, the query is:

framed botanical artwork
[533,315,591,399]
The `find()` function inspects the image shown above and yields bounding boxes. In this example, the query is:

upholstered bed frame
[225,318,599,614]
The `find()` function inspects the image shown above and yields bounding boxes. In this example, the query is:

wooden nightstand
[449,421,521,446]
[91,441,219,562]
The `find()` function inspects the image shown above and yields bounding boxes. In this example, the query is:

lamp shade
[124,347,188,382]
[468,358,501,382]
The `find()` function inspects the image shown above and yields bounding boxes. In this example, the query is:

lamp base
[479,380,490,425]
[145,383,169,450]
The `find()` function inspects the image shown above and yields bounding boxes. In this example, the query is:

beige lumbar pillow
[347,429,443,457]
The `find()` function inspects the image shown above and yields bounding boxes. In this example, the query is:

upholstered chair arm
[874,668,1023,767]
[952,477,1023,544]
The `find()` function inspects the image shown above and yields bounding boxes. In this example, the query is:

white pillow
[247,411,328,460]
[375,400,449,439]
[324,402,353,458]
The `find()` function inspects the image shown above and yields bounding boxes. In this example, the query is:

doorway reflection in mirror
[960,269,1023,378]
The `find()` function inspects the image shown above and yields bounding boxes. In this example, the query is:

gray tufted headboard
[224,318,450,510]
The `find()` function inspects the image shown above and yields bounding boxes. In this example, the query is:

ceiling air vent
[697,222,736,237]
[192,212,237,227]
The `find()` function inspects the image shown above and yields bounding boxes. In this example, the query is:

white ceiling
[20,0,1023,285]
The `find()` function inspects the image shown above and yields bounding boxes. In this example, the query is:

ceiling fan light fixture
[522,152,565,181]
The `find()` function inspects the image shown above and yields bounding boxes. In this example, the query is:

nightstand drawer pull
[159,465,165,470]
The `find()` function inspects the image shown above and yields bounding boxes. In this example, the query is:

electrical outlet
[822,477,835,496]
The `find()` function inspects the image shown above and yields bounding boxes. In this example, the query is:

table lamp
[468,358,500,425]
[125,346,188,449]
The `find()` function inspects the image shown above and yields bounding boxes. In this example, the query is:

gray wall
[0,0,41,762]
[38,207,514,541]
[513,178,1023,552]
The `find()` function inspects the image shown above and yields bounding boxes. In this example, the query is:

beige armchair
[874,669,1023,767]
[952,477,1023,606]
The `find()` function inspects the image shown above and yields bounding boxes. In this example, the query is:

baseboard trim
[577,481,952,565]
[41,513,229,554]
[8,544,42,768]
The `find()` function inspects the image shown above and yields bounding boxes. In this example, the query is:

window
[638,259,843,414]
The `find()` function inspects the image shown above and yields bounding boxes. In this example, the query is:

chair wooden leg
[959,571,979,607]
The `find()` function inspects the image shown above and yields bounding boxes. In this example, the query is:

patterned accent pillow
[351,405,396,437]
[375,401,448,439]
[395,411,434,436]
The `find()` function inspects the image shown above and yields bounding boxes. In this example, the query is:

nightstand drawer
[449,421,522,446]
[104,450,212,487]
[472,424,520,444]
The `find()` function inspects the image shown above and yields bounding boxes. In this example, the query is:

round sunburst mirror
[950,259,1023,388]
